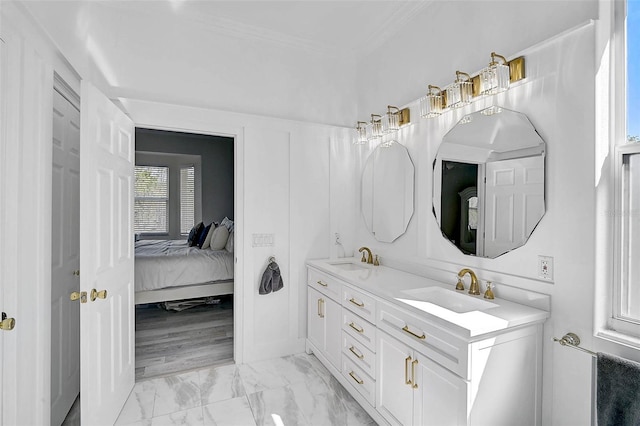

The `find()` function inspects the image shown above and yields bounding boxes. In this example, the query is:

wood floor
[135,295,234,380]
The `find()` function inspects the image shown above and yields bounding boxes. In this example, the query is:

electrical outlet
[538,255,553,280]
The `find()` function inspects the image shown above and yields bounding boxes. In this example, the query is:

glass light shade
[445,80,472,109]
[480,105,503,116]
[366,117,383,141]
[354,124,368,144]
[480,62,510,95]
[420,89,443,118]
[379,139,396,148]
[382,111,400,134]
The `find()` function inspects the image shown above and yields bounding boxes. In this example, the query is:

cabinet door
[324,297,342,368]
[413,352,468,426]
[308,287,325,350]
[377,332,413,426]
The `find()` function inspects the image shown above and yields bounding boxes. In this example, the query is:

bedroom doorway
[133,128,235,380]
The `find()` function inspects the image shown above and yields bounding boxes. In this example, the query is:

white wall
[124,99,352,363]
[333,1,639,425]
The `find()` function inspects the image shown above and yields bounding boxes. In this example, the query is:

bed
[134,239,234,304]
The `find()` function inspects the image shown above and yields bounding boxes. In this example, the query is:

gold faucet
[358,247,373,264]
[458,268,480,295]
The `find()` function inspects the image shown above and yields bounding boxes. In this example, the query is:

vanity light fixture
[382,105,411,134]
[354,121,368,144]
[445,71,473,109]
[420,85,444,118]
[420,52,526,119]
[479,52,510,95]
[366,114,383,141]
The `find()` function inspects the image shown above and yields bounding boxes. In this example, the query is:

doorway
[133,128,235,380]
[50,77,81,426]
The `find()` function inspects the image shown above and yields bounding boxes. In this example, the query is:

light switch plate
[538,255,553,280]
[252,233,274,247]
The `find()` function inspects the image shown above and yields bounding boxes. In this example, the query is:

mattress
[134,239,234,292]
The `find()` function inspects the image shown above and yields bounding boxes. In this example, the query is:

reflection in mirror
[433,107,545,258]
[362,141,414,242]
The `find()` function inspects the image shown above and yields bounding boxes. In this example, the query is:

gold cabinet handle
[349,371,364,385]
[90,288,108,302]
[318,298,325,318]
[412,359,419,389]
[349,298,364,307]
[72,270,80,276]
[349,322,364,333]
[405,356,412,385]
[349,346,364,359]
[317,280,328,287]
[0,313,15,331]
[70,291,87,303]
[402,325,426,340]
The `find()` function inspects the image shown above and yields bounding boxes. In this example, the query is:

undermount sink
[397,286,498,314]
[328,261,368,271]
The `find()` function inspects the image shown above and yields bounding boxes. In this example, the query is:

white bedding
[135,240,234,292]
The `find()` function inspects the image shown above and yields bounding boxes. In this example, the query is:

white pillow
[220,216,234,232]
[209,225,229,250]
[200,224,215,249]
[225,229,234,253]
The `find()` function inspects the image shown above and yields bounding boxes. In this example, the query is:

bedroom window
[180,165,195,234]
[134,166,169,234]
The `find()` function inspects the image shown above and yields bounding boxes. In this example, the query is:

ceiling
[26,0,433,59]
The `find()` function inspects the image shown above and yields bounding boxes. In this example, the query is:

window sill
[596,328,640,351]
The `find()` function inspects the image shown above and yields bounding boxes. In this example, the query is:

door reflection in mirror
[433,107,545,258]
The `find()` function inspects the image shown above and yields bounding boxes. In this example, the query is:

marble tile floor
[115,352,376,426]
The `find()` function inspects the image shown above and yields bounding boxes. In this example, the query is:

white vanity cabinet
[305,260,547,426]
[306,269,342,369]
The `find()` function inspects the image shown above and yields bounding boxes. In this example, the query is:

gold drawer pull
[349,322,364,333]
[317,280,328,287]
[349,346,364,359]
[349,298,364,307]
[318,299,324,318]
[412,359,419,389]
[349,371,364,385]
[402,325,426,340]
[405,356,412,385]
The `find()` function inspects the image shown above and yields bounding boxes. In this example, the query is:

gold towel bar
[553,333,596,357]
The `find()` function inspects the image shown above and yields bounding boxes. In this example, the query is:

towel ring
[268,256,276,263]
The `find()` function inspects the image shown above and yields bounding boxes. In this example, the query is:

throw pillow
[189,222,205,247]
[197,223,212,248]
[209,225,229,250]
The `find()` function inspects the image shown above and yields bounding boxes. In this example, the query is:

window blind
[134,166,169,233]
[180,166,195,234]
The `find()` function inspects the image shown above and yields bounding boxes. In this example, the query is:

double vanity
[305,257,549,426]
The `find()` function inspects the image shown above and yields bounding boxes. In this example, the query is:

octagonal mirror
[362,141,414,242]
[433,107,545,258]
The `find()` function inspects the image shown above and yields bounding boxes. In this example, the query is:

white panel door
[484,156,544,258]
[51,89,81,426]
[80,81,135,426]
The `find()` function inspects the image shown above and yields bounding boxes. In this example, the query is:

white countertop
[307,257,550,339]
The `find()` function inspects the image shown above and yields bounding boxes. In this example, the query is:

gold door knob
[0,313,15,331]
[90,289,107,301]
[70,291,87,303]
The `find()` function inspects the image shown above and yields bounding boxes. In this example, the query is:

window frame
[597,0,640,346]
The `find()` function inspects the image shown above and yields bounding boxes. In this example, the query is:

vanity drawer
[308,267,341,301]
[342,356,375,407]
[342,285,377,324]
[342,308,376,352]
[342,331,376,378]
[377,301,469,379]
